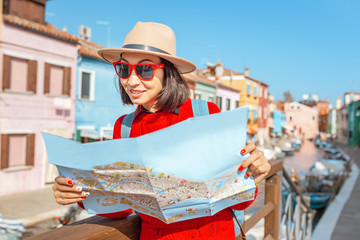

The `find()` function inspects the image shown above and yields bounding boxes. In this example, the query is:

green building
[194,79,217,103]
[347,100,360,146]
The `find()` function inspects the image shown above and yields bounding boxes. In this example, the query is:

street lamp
[96,21,111,47]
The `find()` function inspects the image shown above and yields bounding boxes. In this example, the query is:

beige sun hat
[97,22,196,74]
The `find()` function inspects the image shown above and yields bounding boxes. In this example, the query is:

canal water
[247,139,324,215]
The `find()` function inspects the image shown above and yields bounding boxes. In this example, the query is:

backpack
[120,99,245,237]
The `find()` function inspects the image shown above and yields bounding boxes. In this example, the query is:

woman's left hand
[238,143,271,184]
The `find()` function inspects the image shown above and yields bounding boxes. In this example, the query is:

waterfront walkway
[0,185,87,237]
[331,144,360,240]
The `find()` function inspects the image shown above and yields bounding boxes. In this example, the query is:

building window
[264,107,267,119]
[216,96,222,110]
[1,134,35,170]
[208,96,214,103]
[2,54,37,93]
[44,63,71,96]
[79,70,95,101]
[235,101,239,108]
[264,89,268,99]
[289,116,293,121]
[195,93,201,100]
[253,109,257,119]
[254,86,257,98]
[258,107,262,119]
[313,116,315,121]
[226,99,231,110]
[247,84,251,96]
[259,86,262,97]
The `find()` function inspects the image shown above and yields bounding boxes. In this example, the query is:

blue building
[272,109,286,136]
[75,41,134,142]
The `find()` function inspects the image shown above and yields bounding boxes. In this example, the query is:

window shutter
[1,134,9,170]
[26,134,35,166]
[2,55,11,90]
[27,60,37,93]
[44,63,50,94]
[63,67,71,96]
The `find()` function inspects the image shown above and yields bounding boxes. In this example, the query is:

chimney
[215,62,223,81]
[3,0,47,24]
[244,67,250,77]
[336,97,342,109]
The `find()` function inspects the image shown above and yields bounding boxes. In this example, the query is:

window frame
[1,133,35,171]
[226,98,231,111]
[44,62,71,97]
[78,68,95,101]
[216,96,223,110]
[2,53,37,94]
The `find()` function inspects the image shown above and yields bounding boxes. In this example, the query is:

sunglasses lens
[136,65,154,80]
[116,63,130,78]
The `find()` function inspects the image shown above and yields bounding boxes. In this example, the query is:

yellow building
[199,64,260,136]
[218,66,260,135]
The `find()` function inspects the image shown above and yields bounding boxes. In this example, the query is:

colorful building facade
[0,6,78,196]
[216,83,239,111]
[285,102,318,139]
[257,82,269,145]
[272,109,286,136]
[327,108,337,139]
[347,100,360,146]
[75,40,134,143]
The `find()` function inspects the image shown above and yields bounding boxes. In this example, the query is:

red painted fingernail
[246,173,250,178]
[68,180,73,185]
[238,166,245,171]
[81,197,87,199]
[241,149,246,155]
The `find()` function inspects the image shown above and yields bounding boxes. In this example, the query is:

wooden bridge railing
[242,159,283,240]
[27,160,283,240]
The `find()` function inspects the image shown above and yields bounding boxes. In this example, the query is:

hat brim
[98,48,196,74]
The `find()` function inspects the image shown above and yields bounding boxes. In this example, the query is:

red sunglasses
[113,62,165,81]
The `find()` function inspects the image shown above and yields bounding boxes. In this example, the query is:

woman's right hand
[52,176,89,205]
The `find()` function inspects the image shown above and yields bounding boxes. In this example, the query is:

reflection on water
[284,140,323,179]
[246,140,323,215]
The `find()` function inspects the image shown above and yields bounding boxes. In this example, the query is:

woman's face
[119,52,164,112]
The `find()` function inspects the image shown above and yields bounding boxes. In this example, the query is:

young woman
[52,22,271,239]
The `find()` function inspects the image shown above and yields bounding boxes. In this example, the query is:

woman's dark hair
[118,58,190,112]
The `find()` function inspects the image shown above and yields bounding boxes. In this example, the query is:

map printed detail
[43,106,255,224]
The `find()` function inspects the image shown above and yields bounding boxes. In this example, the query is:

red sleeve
[207,102,221,114]
[230,185,258,211]
[113,115,126,139]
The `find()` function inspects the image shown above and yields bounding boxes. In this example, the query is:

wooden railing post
[264,173,281,240]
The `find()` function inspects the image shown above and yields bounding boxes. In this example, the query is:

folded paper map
[42,106,256,224]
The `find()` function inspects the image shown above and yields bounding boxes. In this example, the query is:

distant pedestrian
[52,22,271,239]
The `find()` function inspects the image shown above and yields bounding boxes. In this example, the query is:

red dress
[103,98,257,239]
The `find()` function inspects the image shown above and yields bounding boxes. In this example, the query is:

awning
[102,129,114,139]
[80,129,100,139]
[247,128,258,134]
[282,125,294,132]
[269,125,280,131]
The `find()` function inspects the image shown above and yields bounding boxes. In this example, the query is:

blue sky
[46,0,360,105]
